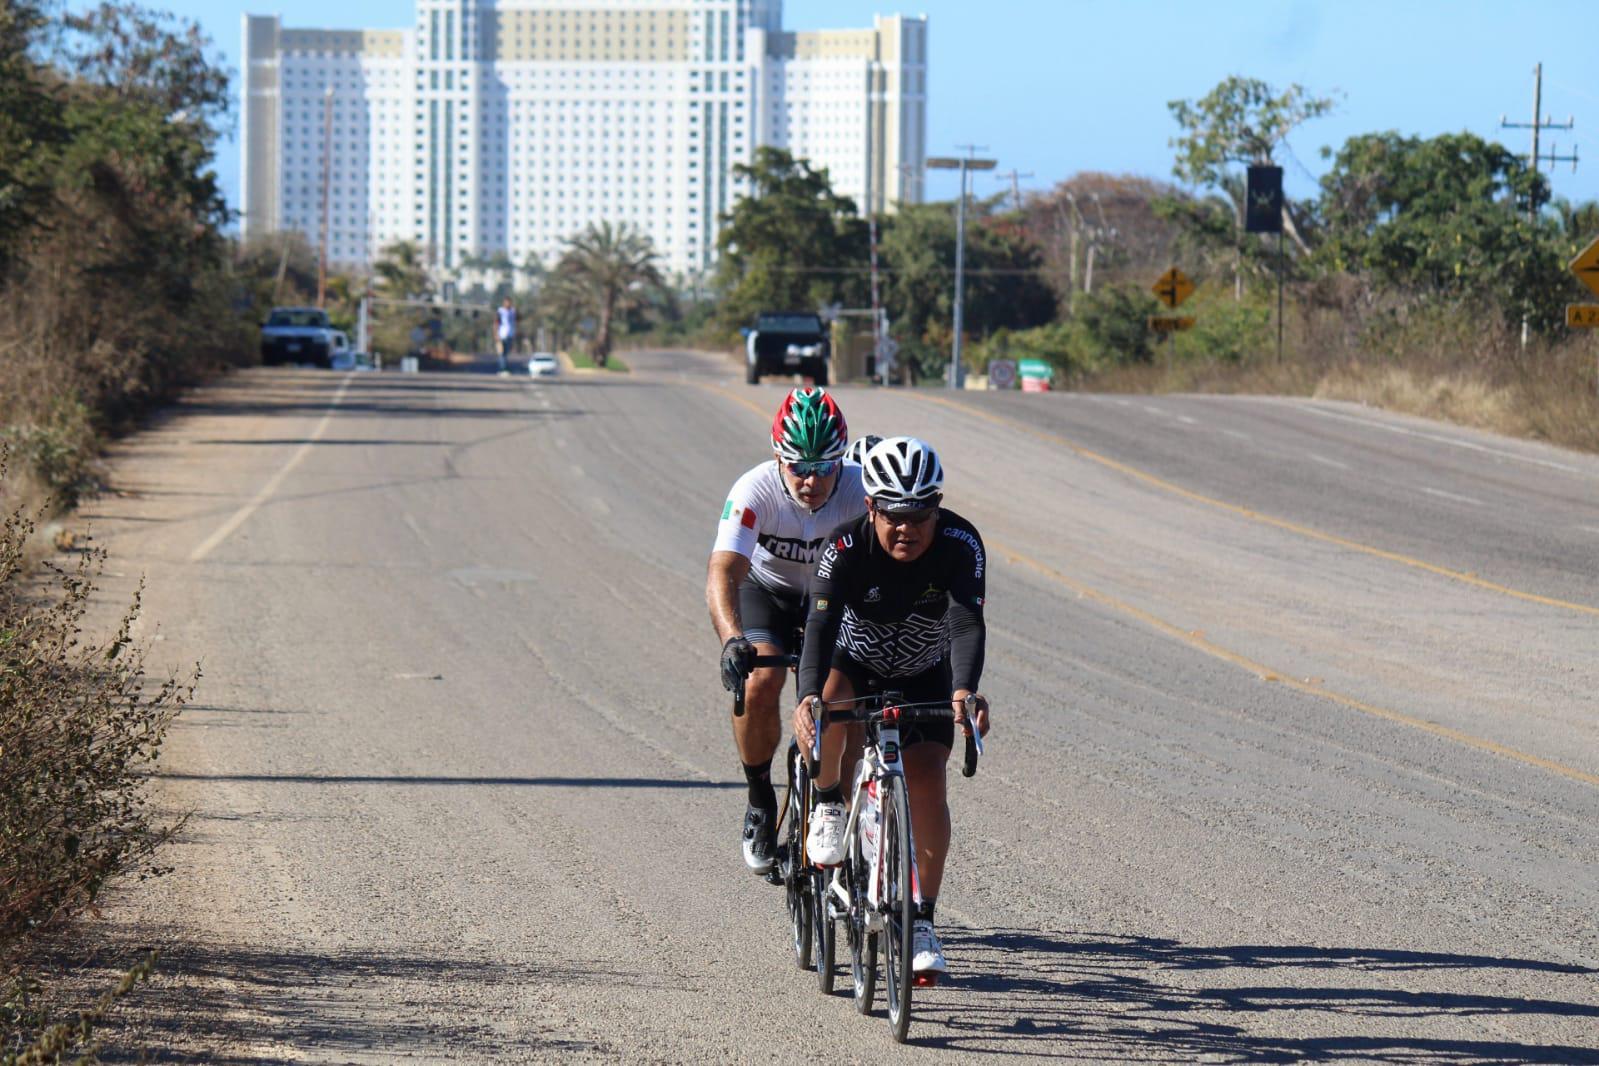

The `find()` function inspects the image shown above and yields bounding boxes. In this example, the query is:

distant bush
[1169,288,1272,364]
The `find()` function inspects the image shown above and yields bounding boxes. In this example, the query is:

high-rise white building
[241,1,927,278]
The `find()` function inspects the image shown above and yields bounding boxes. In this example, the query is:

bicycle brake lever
[961,694,986,758]
[808,696,823,765]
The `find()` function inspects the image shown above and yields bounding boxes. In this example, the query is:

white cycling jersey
[713,460,867,599]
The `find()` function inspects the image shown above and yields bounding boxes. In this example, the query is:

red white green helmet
[771,387,848,463]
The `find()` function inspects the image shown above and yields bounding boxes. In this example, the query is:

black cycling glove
[720,636,756,692]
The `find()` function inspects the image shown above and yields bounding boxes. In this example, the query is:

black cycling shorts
[831,656,955,751]
[739,578,806,654]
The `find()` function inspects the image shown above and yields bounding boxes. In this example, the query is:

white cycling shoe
[805,802,848,865]
[912,919,947,974]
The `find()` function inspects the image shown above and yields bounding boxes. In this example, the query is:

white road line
[1308,453,1351,471]
[1142,404,1165,416]
[1111,398,1134,408]
[1221,429,1253,442]
[1422,486,1484,507]
[1177,415,1199,426]
[1298,403,1585,475]
[1578,525,1599,536]
[189,374,353,562]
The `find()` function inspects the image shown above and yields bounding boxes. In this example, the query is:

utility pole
[1060,195,1081,294]
[927,147,997,389]
[1502,62,1578,346]
[994,169,1033,212]
[869,215,884,384]
[317,85,334,308]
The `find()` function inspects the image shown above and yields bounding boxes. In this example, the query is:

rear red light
[883,704,900,725]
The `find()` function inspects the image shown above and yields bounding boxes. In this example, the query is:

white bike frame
[825,717,919,931]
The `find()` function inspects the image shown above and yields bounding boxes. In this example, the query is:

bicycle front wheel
[880,776,914,1042]
[813,866,837,993]
[785,750,814,970]
[848,831,877,1013]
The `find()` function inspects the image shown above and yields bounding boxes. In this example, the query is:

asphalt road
[75,351,1599,1062]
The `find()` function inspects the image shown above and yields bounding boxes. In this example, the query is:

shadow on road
[910,927,1599,1062]
[43,928,625,1063]
[153,772,741,789]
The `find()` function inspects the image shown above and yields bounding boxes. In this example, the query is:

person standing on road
[792,436,991,978]
[496,298,517,375]
[708,388,865,875]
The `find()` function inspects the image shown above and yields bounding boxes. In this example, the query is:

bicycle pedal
[913,973,940,988]
[763,868,783,886]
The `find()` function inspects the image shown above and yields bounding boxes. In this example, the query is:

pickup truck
[744,311,830,386]
[260,307,347,368]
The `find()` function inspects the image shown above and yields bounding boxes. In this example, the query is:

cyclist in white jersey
[708,388,865,874]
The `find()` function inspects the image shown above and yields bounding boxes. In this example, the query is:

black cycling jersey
[798,508,986,700]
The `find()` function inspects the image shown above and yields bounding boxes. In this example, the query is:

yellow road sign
[1147,316,1196,333]
[1567,303,1599,328]
[1152,268,1195,309]
[1570,237,1599,298]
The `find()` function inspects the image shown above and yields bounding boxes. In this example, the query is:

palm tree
[373,240,432,301]
[549,222,665,366]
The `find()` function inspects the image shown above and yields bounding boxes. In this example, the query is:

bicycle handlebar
[805,693,985,778]
[730,653,796,718]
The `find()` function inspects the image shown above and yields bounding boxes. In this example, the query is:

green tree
[1316,131,1569,331]
[549,221,666,366]
[0,0,63,278]
[1168,76,1338,294]
[880,199,1057,378]
[374,239,432,301]
[713,147,867,328]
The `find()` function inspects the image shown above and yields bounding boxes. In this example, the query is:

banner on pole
[1246,165,1284,234]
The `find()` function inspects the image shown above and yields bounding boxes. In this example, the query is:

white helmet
[844,435,883,466]
[861,436,943,510]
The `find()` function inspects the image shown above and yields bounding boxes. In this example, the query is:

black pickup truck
[744,311,830,386]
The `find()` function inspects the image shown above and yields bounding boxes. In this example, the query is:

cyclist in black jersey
[792,436,991,977]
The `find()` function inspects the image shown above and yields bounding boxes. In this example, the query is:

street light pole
[927,149,997,389]
[317,85,333,308]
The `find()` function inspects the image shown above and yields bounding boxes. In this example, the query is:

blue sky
[105,0,1599,214]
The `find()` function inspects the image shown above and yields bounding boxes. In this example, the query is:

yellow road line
[993,542,1599,790]
[698,381,771,420]
[915,392,1599,618]
[696,379,1599,789]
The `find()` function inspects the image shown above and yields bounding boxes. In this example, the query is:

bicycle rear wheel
[813,867,836,993]
[848,834,877,1013]
[785,748,813,970]
[880,776,914,1042]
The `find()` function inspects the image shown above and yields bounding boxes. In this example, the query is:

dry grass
[1070,301,1599,455]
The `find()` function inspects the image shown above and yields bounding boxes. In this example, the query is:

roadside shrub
[1068,283,1162,368]
[1170,288,1271,364]
[0,400,99,507]
[0,458,196,1058]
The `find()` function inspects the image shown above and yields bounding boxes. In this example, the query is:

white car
[330,348,375,372]
[527,352,559,377]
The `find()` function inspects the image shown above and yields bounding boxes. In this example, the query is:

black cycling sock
[814,783,844,805]
[742,759,776,812]
[916,898,936,922]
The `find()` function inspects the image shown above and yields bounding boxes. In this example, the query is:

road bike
[731,648,825,976]
[806,691,982,1043]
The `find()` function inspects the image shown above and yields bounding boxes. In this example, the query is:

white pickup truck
[260,307,348,369]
